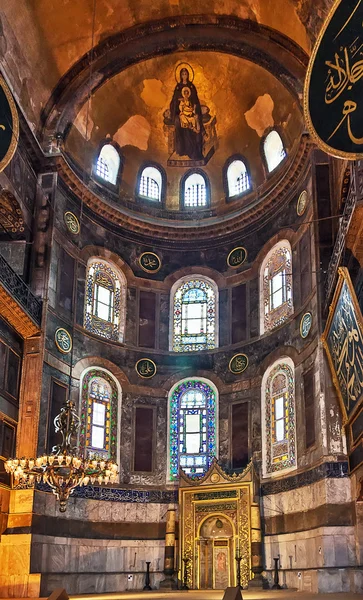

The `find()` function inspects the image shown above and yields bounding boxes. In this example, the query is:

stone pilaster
[16,334,45,458]
[0,489,41,598]
[159,506,177,589]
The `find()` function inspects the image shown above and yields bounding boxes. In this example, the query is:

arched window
[95,144,120,185]
[79,369,119,462]
[139,166,162,201]
[263,130,286,173]
[260,241,293,334]
[183,172,208,208]
[261,358,296,477]
[226,159,251,197]
[171,277,218,352]
[84,259,126,342]
[168,378,218,480]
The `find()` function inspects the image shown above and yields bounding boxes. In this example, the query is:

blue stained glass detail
[169,379,217,480]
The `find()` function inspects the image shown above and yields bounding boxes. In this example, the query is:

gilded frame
[179,480,252,590]
[0,75,19,172]
[303,0,363,160]
[321,267,363,424]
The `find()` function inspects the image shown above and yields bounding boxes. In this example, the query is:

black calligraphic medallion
[135,358,157,379]
[229,353,248,375]
[55,328,72,354]
[300,312,313,338]
[64,211,80,234]
[304,0,363,159]
[0,76,19,172]
[322,268,363,422]
[139,252,161,273]
[227,247,247,269]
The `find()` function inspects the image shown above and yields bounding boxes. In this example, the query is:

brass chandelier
[5,400,118,512]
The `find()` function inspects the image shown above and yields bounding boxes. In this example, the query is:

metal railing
[0,255,42,326]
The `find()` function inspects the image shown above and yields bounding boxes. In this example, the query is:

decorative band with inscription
[227,247,247,268]
[64,211,80,234]
[229,353,248,374]
[55,328,72,354]
[300,312,313,339]
[135,358,157,378]
[139,252,161,273]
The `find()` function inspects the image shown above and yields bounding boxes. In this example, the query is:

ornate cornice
[56,135,312,245]
[0,285,40,338]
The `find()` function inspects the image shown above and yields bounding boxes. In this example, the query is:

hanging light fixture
[4,0,113,514]
[5,400,118,512]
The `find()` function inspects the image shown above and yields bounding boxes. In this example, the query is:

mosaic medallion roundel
[64,211,80,234]
[135,358,157,378]
[55,328,72,354]
[229,353,248,374]
[297,190,308,216]
[300,312,313,339]
[139,252,161,273]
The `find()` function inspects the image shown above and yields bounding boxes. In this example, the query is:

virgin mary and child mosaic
[164,63,217,167]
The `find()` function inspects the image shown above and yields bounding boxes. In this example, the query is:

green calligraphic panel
[139,252,161,273]
[64,211,80,234]
[305,0,363,158]
[229,353,248,374]
[0,76,19,172]
[55,328,72,354]
[300,312,313,338]
[135,358,157,378]
[227,247,247,268]
[325,279,363,420]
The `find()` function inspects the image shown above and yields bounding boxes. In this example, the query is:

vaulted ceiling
[0,0,333,132]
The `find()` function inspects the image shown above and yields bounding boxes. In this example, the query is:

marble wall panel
[34,534,165,594]
[263,525,357,572]
[262,477,352,518]
[34,491,169,525]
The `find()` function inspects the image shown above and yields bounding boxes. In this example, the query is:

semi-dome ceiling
[66,51,304,208]
[0,0,333,132]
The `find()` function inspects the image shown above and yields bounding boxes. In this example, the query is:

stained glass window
[169,379,217,480]
[84,259,126,341]
[95,144,120,184]
[261,242,293,333]
[184,173,207,208]
[262,360,296,475]
[263,130,286,173]
[79,369,118,461]
[139,166,162,201]
[172,278,217,352]
[227,159,250,197]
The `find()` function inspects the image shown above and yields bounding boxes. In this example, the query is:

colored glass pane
[172,279,216,352]
[84,260,123,341]
[79,369,118,461]
[169,380,217,480]
[265,363,296,474]
[263,245,293,331]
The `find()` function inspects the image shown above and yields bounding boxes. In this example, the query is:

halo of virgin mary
[170,67,204,160]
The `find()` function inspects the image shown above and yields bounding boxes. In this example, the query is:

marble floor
[13,592,363,600]
[63,591,362,600]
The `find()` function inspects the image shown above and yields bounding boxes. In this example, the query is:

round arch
[197,512,236,538]
[40,16,307,138]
